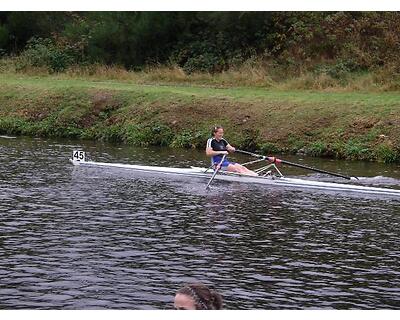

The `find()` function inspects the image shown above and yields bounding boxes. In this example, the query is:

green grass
[3,73,400,105]
[0,73,399,163]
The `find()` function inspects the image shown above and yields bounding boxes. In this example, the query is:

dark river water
[1,136,400,309]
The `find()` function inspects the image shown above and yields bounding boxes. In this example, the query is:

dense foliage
[1,12,400,74]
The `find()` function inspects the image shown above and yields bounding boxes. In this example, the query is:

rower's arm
[226,144,236,153]
[206,147,228,157]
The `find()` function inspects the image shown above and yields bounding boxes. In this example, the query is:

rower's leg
[238,164,258,176]
[227,164,258,176]
[227,163,239,173]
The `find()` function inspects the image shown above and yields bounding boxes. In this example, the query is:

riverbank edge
[0,74,399,163]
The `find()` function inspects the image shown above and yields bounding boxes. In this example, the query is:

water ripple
[1,137,400,309]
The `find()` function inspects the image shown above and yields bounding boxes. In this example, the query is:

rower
[174,283,223,310]
[206,126,258,176]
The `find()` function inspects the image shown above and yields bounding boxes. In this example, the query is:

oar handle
[235,149,266,159]
[235,149,276,163]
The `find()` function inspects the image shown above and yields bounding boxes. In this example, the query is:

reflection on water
[1,136,400,309]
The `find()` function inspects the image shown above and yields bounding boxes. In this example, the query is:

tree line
[0,12,399,74]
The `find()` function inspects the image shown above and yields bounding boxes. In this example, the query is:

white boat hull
[70,158,400,197]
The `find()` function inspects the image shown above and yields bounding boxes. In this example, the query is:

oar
[235,149,358,181]
[235,149,266,159]
[206,154,226,190]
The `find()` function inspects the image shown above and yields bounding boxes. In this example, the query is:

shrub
[171,38,226,74]
[344,140,370,160]
[123,124,173,146]
[233,128,260,151]
[171,130,204,148]
[287,135,306,153]
[259,142,280,155]
[308,141,328,157]
[16,37,76,72]
[314,59,363,80]
[375,143,400,163]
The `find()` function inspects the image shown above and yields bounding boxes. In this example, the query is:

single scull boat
[70,150,400,197]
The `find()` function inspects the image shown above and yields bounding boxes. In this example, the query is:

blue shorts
[212,156,235,169]
[219,159,235,168]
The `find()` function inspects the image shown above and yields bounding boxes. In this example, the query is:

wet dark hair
[176,283,223,310]
[211,126,224,137]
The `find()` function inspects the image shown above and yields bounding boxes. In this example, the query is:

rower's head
[174,283,223,310]
[211,126,224,140]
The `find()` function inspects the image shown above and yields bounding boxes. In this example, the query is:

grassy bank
[0,73,399,163]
